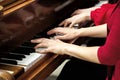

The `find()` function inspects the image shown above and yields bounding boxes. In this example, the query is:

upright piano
[0,0,99,80]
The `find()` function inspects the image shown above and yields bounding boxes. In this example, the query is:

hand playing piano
[59,6,99,28]
[47,27,81,41]
[31,27,83,54]
[31,38,70,55]
[59,13,90,28]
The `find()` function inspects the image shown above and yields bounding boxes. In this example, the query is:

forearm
[76,7,100,21]
[82,0,108,21]
[31,37,101,64]
[78,24,107,38]
[63,44,100,64]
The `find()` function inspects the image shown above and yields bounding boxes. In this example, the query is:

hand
[47,27,80,41]
[31,38,69,55]
[59,13,90,28]
[71,9,87,16]
[59,7,99,28]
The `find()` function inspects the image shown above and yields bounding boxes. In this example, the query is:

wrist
[77,28,87,37]
[84,13,91,21]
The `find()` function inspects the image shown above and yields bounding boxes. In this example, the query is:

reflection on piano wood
[0,0,27,11]
[0,5,3,18]
[0,0,99,80]
[0,0,18,6]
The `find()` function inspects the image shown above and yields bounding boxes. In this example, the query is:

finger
[31,38,43,43]
[71,11,78,16]
[47,29,56,35]
[59,20,70,27]
[71,12,76,16]
[47,27,65,35]
[35,49,47,54]
[69,22,75,28]
[64,22,70,27]
[55,39,63,42]
[34,42,48,49]
[36,47,54,54]
[35,47,47,53]
[47,28,60,35]
[31,38,47,43]
[71,10,81,16]
[59,21,65,26]
[40,49,49,53]
[54,35,68,40]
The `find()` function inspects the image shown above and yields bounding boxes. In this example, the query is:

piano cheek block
[0,70,15,80]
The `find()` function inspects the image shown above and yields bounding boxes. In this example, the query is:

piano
[0,0,99,80]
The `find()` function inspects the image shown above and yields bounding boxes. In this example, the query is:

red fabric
[91,3,116,25]
[97,0,120,80]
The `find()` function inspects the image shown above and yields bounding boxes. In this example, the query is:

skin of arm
[63,44,100,64]
[59,0,108,28]
[71,6,100,16]
[31,38,100,64]
[31,23,107,64]
[31,1,109,65]
[72,0,108,16]
[47,23,107,41]
[79,23,107,38]
[59,6,100,28]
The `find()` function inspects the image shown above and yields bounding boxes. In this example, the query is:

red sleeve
[98,4,120,65]
[91,3,116,25]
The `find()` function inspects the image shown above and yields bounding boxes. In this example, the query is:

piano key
[21,41,37,48]
[34,32,51,38]
[10,52,26,58]
[17,52,46,71]
[32,34,42,39]
[2,53,25,60]
[0,58,17,65]
[0,53,45,71]
[11,46,35,55]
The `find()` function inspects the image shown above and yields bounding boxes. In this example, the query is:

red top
[91,1,120,80]
[91,3,116,25]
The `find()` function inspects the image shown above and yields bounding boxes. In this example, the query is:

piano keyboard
[0,30,52,78]
[0,52,46,71]
[17,52,45,71]
[0,40,46,77]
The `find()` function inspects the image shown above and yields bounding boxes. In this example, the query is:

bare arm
[59,0,108,28]
[79,24,107,38]
[72,0,108,16]
[47,23,107,41]
[31,38,100,64]
[63,44,100,64]
[31,22,107,64]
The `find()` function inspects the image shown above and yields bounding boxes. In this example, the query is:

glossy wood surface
[0,0,98,80]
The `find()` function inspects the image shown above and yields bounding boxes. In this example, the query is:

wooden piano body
[0,0,99,80]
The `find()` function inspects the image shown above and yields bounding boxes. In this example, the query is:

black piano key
[2,53,25,60]
[22,42,37,48]
[34,32,50,38]
[32,35,42,39]
[11,46,35,55]
[0,58,17,65]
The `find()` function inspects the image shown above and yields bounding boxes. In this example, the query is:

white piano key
[17,53,46,71]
